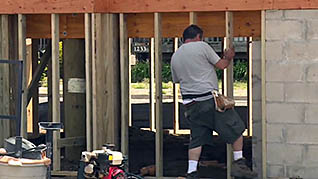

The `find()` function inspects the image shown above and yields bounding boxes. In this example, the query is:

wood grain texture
[26,14,84,39]
[119,13,129,156]
[94,13,120,149]
[0,15,11,146]
[0,0,94,14]
[107,0,272,13]
[127,11,260,38]
[0,0,318,14]
[25,12,260,39]
[63,39,86,161]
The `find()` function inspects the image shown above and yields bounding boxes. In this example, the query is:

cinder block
[267,164,285,177]
[252,78,261,101]
[307,63,318,82]
[252,41,261,60]
[286,124,318,144]
[266,63,304,82]
[302,167,318,179]
[286,40,318,61]
[252,60,261,79]
[286,166,305,178]
[252,101,262,121]
[267,124,285,143]
[252,120,262,141]
[304,145,318,166]
[266,20,303,41]
[266,10,284,20]
[267,103,305,124]
[307,20,318,40]
[266,41,285,61]
[266,83,284,102]
[285,83,318,103]
[285,10,318,19]
[267,143,303,165]
[305,104,318,124]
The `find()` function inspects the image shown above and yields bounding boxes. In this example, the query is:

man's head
[183,24,203,42]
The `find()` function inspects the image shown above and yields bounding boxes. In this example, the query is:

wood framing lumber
[150,38,155,131]
[94,13,120,149]
[0,15,11,146]
[25,12,260,39]
[18,14,27,138]
[85,13,93,152]
[0,0,318,14]
[154,12,163,178]
[261,10,267,179]
[51,13,61,171]
[119,13,129,156]
[224,11,234,179]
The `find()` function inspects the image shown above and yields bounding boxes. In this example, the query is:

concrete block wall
[252,40,263,177]
[266,10,318,179]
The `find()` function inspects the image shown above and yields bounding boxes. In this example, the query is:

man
[171,25,257,179]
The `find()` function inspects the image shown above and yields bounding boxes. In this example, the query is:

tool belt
[212,90,235,112]
[182,91,212,100]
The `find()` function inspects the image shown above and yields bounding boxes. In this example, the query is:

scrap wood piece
[140,164,156,176]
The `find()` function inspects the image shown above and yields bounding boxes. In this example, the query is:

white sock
[233,151,243,161]
[187,160,198,173]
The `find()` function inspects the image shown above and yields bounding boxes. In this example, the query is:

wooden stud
[31,39,39,138]
[154,12,163,178]
[128,38,132,127]
[91,13,97,150]
[26,39,33,134]
[149,38,155,131]
[119,13,129,156]
[248,37,253,136]
[18,14,27,137]
[63,39,86,161]
[0,15,11,145]
[85,13,93,151]
[94,13,120,149]
[173,37,179,134]
[189,12,197,25]
[224,11,234,179]
[51,13,61,170]
[261,10,267,179]
[8,15,19,136]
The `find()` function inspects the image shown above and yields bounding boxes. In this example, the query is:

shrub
[131,60,248,83]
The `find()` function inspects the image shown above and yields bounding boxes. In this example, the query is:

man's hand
[223,48,235,61]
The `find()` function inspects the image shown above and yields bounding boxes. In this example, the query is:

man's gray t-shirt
[171,41,220,96]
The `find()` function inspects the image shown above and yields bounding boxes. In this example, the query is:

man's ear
[195,34,201,41]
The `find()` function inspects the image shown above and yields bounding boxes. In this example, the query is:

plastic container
[0,162,47,179]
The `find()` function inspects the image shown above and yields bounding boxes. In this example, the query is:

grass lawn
[131,81,248,96]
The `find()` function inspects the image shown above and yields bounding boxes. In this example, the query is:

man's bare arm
[214,48,235,70]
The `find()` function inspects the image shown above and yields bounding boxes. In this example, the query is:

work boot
[231,158,257,178]
[186,171,199,179]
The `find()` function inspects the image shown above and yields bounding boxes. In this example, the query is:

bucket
[0,162,47,179]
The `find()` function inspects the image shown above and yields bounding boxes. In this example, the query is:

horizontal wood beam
[0,0,94,14]
[105,0,318,13]
[26,11,260,39]
[127,11,261,37]
[0,0,318,14]
[26,14,84,39]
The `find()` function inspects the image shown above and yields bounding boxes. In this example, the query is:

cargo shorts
[184,98,245,149]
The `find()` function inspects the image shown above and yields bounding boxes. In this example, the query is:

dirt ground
[51,126,252,179]
[127,127,252,178]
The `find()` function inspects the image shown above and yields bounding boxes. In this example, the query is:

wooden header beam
[26,11,260,39]
[0,0,318,14]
